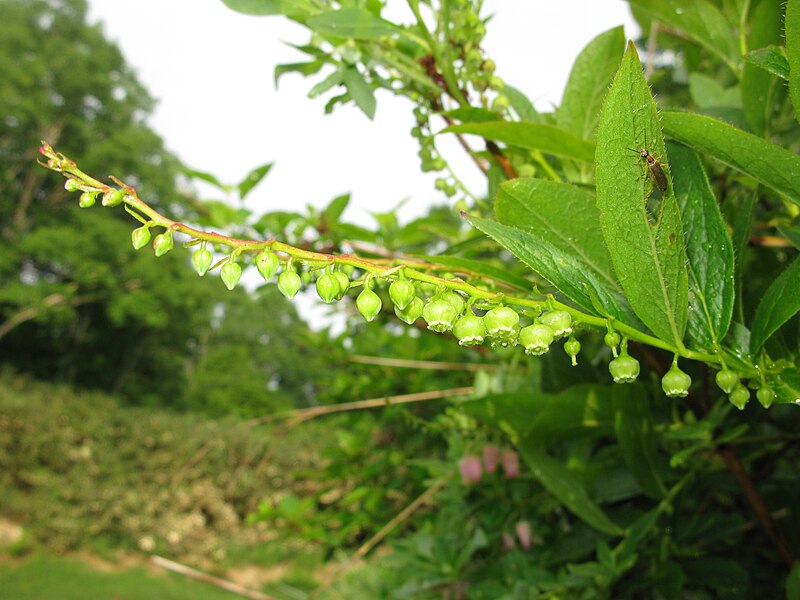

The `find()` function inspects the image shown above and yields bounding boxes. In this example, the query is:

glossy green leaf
[322,193,350,222]
[777,224,800,250]
[308,67,345,98]
[465,214,636,322]
[731,193,756,324]
[787,0,800,121]
[595,43,688,347]
[516,444,623,536]
[495,179,618,294]
[274,60,325,87]
[221,0,315,18]
[744,46,789,80]
[442,106,500,123]
[503,84,540,122]
[750,256,800,352]
[774,370,800,405]
[237,162,273,200]
[741,0,783,135]
[306,9,397,39]
[613,384,666,499]
[628,0,739,73]
[667,142,734,348]
[558,26,625,140]
[662,112,800,205]
[442,122,595,163]
[414,255,531,292]
[342,67,376,119]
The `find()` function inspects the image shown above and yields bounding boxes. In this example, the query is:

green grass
[0,555,245,600]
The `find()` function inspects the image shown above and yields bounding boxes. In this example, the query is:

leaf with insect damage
[595,42,688,348]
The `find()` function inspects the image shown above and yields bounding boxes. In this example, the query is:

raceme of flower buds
[458,455,483,485]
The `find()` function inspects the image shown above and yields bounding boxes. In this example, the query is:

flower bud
[519,323,554,356]
[662,361,692,398]
[516,521,532,550]
[715,369,738,394]
[458,455,482,485]
[255,250,280,281]
[609,353,639,383]
[756,385,774,409]
[422,297,458,333]
[278,269,302,299]
[102,188,125,207]
[483,306,520,347]
[356,287,382,322]
[501,449,520,478]
[482,444,499,474]
[64,178,81,192]
[440,291,466,315]
[729,383,750,410]
[564,336,581,366]
[153,232,174,257]
[539,310,573,339]
[453,313,486,346]
[389,279,416,310]
[316,272,340,304]
[395,295,424,325]
[333,271,350,300]
[192,247,213,276]
[221,260,242,290]
[604,331,621,357]
[79,191,97,208]
[131,226,151,250]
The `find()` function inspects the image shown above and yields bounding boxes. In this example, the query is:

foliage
[19,0,800,598]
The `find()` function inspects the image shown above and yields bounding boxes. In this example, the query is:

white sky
[86,1,639,225]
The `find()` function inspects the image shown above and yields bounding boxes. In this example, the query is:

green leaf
[750,256,800,352]
[741,0,784,135]
[613,384,666,499]
[787,0,800,122]
[787,562,800,600]
[662,111,800,206]
[274,60,325,87]
[595,42,689,347]
[221,0,315,18]
[464,214,636,323]
[687,73,741,109]
[503,84,541,122]
[442,106,501,123]
[667,142,734,348]
[308,67,345,98]
[744,46,790,80]
[777,224,800,250]
[731,193,756,323]
[414,255,531,292]
[774,369,800,405]
[306,8,397,39]
[628,0,739,73]
[558,26,625,140]
[495,179,618,294]
[322,193,350,222]
[516,444,623,536]
[442,122,596,163]
[237,162,273,200]
[342,67,376,119]
[184,168,229,192]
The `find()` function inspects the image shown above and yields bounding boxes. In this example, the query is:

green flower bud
[609,353,640,383]
[756,385,774,409]
[728,383,750,410]
[102,188,125,207]
[422,297,458,333]
[316,272,340,304]
[333,271,350,300]
[153,232,174,257]
[255,250,280,281]
[441,291,466,315]
[192,247,213,276]
[453,313,486,346]
[483,306,520,347]
[564,336,581,367]
[662,361,691,398]
[519,323,554,356]
[131,226,151,250]
[395,295,424,325]
[715,369,738,394]
[278,269,302,299]
[221,260,242,291]
[356,287,382,322]
[539,310,573,339]
[604,331,621,357]
[389,279,416,310]
[65,178,81,192]
[79,191,97,208]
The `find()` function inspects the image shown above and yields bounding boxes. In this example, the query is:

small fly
[628,135,668,192]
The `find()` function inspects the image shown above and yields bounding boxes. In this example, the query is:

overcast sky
[85,1,638,225]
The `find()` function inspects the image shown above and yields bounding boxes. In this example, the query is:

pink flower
[516,521,532,550]
[458,454,482,485]
[501,449,520,478]
[501,530,515,551]
[483,444,499,473]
